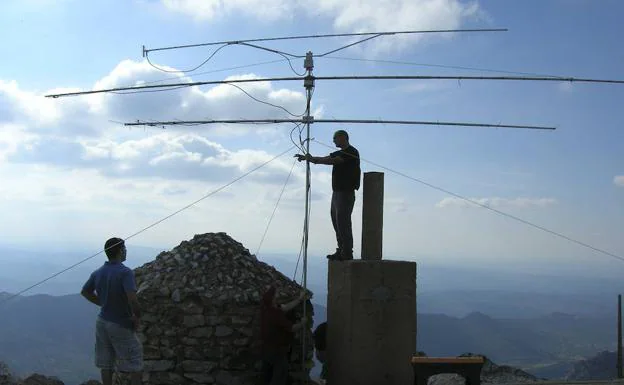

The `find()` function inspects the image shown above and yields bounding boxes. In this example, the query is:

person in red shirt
[260,286,309,385]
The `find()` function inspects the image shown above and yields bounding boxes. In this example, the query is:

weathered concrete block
[327,259,417,385]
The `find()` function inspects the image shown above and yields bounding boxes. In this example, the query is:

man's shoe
[326,249,341,260]
[327,250,353,261]
[340,251,354,260]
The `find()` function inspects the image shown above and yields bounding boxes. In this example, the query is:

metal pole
[45,74,624,99]
[301,51,315,384]
[618,294,622,378]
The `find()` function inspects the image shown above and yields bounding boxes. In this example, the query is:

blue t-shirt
[82,261,137,329]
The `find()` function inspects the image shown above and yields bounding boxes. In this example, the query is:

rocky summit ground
[1,361,97,385]
[1,354,542,385]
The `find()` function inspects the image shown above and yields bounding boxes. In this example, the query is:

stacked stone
[133,232,314,385]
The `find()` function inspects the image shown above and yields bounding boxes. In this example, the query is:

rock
[183,315,205,328]
[0,363,95,385]
[181,361,217,372]
[144,360,175,372]
[189,327,214,338]
[215,325,233,337]
[171,289,181,303]
[565,350,617,380]
[183,373,214,384]
[214,371,258,385]
[427,354,539,385]
[21,374,64,385]
[134,232,314,385]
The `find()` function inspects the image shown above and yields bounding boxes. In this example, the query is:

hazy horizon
[2,240,624,320]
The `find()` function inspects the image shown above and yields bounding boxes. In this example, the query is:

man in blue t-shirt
[295,130,361,260]
[81,237,143,385]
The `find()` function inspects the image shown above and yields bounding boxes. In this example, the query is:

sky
[1,0,623,280]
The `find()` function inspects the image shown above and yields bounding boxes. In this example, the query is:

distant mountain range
[0,293,99,385]
[2,244,623,384]
[312,302,618,378]
[0,292,620,385]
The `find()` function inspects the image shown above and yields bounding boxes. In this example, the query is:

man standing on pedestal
[295,129,361,260]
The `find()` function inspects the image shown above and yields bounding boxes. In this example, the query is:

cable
[145,43,231,73]
[211,41,306,76]
[236,42,302,59]
[290,123,307,153]
[312,139,624,264]
[293,193,312,282]
[281,54,307,77]
[145,40,304,78]
[317,34,384,57]
[111,85,191,95]
[225,83,306,117]
[293,233,305,281]
[0,146,295,306]
[112,58,287,93]
[320,56,565,78]
[143,28,508,54]
[255,158,298,257]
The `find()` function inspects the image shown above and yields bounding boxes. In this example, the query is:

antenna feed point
[304,51,314,71]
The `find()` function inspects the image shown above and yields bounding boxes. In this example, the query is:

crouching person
[313,322,327,383]
[81,237,144,385]
[260,286,309,385]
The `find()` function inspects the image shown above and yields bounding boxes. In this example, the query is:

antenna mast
[301,50,315,377]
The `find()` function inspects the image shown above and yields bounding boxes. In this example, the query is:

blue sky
[1,0,623,277]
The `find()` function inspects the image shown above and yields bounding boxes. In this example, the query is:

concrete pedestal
[327,260,417,385]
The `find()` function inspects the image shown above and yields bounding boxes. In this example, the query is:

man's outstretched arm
[295,153,343,165]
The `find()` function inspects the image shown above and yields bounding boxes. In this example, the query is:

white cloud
[0,80,62,125]
[159,0,483,53]
[0,58,314,182]
[160,0,298,22]
[1,60,308,138]
[615,175,624,187]
[9,131,306,185]
[91,61,307,124]
[436,196,558,209]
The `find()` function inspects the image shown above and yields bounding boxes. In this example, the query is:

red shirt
[260,306,294,353]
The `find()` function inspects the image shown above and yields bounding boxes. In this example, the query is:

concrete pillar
[327,260,417,385]
[361,172,384,261]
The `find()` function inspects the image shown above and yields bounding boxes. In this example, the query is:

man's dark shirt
[81,261,136,329]
[260,306,294,353]
[330,145,360,192]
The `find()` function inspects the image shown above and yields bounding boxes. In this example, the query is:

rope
[0,146,295,306]
[313,139,624,264]
[255,158,298,257]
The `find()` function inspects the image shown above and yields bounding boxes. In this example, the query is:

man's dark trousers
[331,190,355,258]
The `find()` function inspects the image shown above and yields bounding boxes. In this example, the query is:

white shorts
[95,317,143,372]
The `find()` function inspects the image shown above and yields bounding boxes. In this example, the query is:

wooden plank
[411,357,485,364]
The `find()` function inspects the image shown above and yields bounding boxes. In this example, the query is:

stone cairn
[132,232,315,385]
